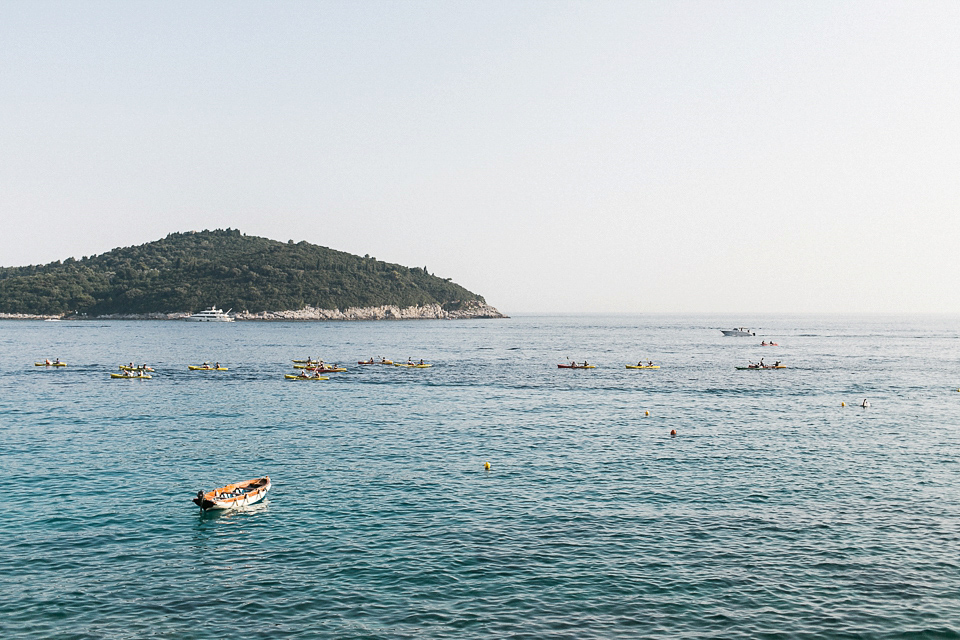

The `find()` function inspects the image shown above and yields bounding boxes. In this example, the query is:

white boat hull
[196,478,271,511]
[204,490,268,510]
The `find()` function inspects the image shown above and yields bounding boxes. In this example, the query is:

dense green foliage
[0,229,486,315]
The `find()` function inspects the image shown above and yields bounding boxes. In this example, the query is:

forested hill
[0,229,494,316]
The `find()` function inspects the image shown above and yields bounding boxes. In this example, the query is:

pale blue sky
[2,1,959,313]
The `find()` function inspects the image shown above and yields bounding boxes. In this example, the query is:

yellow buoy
[645,410,650,416]
[484,461,491,471]
[841,402,846,407]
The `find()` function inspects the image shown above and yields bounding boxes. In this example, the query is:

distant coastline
[0,301,505,321]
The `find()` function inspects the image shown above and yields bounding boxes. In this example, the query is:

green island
[0,229,503,320]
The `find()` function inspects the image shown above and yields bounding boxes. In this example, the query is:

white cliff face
[4,301,506,321]
[234,301,505,321]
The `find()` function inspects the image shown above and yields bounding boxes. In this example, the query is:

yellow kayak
[394,363,432,368]
[111,373,151,379]
[119,365,154,372]
[188,365,228,371]
[626,365,660,369]
[35,362,66,367]
[284,374,329,380]
[292,359,322,364]
[293,364,346,372]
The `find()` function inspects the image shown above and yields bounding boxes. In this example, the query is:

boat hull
[558,364,596,369]
[111,373,151,378]
[721,330,755,336]
[394,363,432,368]
[284,374,329,380]
[188,366,228,370]
[626,365,660,369]
[194,476,271,511]
[35,362,66,367]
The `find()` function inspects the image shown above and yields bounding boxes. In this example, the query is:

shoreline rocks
[1,301,506,321]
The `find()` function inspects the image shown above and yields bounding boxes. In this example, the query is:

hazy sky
[2,1,959,313]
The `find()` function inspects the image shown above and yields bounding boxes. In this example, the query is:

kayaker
[419,359,425,365]
[647,360,653,366]
[408,358,413,365]
[637,361,643,366]
[45,359,52,365]
[215,362,220,369]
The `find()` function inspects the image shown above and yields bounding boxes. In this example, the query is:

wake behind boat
[194,476,270,511]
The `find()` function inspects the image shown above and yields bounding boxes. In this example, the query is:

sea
[1,314,959,639]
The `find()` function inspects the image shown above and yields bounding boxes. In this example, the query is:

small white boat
[721,327,755,336]
[185,306,234,322]
[194,476,270,511]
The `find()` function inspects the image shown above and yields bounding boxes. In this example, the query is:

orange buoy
[645,410,650,416]
[670,429,677,437]
[841,402,846,407]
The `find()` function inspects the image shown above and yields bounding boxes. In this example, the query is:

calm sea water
[2,315,959,638]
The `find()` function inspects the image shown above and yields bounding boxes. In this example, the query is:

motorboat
[185,306,234,322]
[721,327,755,336]
[194,476,271,511]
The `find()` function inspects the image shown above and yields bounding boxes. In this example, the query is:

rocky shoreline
[1,301,506,321]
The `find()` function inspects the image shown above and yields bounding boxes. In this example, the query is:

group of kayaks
[285,356,432,381]
[357,356,432,368]
[559,361,660,370]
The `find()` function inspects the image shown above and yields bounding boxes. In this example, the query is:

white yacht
[186,306,234,322]
[720,327,755,337]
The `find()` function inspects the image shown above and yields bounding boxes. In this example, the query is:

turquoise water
[2,315,959,638]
